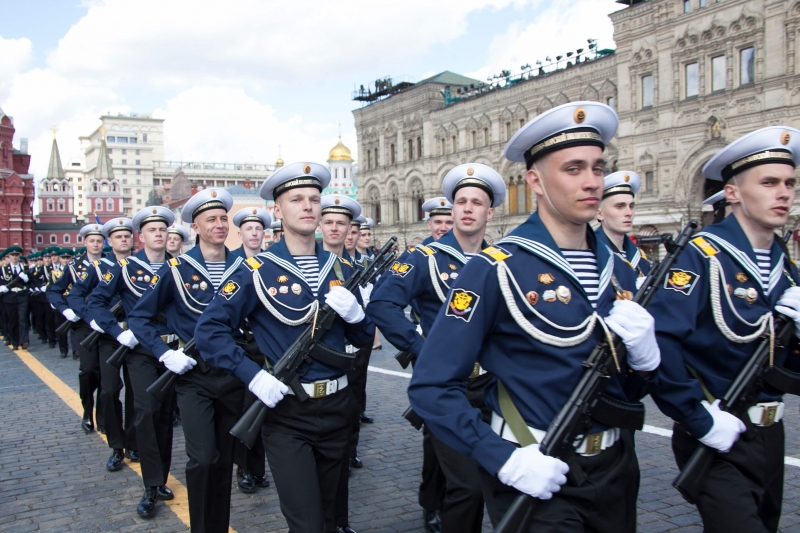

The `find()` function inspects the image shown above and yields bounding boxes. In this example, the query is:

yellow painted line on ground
[12,347,236,533]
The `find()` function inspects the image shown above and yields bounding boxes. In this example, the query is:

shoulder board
[690,236,719,257]
[340,257,352,267]
[244,257,262,271]
[92,260,100,267]
[482,245,512,262]
[408,247,416,253]
[639,248,648,260]
[417,246,436,256]
[118,259,128,267]
[169,258,180,267]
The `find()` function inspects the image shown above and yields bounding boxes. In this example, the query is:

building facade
[0,106,35,252]
[353,0,800,253]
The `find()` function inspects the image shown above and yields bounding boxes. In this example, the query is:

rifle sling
[497,380,538,447]
[308,342,356,371]
[686,364,716,403]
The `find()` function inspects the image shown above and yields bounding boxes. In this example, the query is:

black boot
[81,418,94,433]
[236,467,256,493]
[253,474,270,488]
[106,449,124,472]
[156,485,174,501]
[137,487,159,518]
[125,449,140,462]
[424,510,442,533]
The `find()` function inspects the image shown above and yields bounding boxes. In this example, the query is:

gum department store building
[353,0,800,256]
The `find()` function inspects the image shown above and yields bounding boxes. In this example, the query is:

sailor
[65,224,112,437]
[0,246,30,350]
[369,163,505,533]
[648,126,800,533]
[421,197,454,245]
[344,215,363,265]
[194,162,374,533]
[318,193,372,533]
[127,191,245,533]
[47,248,85,362]
[167,224,189,255]
[357,217,375,263]
[408,101,661,533]
[43,248,68,357]
[270,219,283,245]
[595,170,651,283]
[86,214,175,518]
[703,189,729,224]
[230,205,273,494]
[231,207,271,259]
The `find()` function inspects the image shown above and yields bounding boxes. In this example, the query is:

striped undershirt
[753,248,772,286]
[149,261,164,272]
[294,255,320,296]
[562,249,600,308]
[205,261,227,291]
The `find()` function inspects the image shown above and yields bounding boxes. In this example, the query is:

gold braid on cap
[192,200,226,219]
[428,208,453,216]
[321,206,354,218]
[528,131,603,159]
[138,215,169,227]
[273,177,322,198]
[722,150,795,181]
[603,184,634,198]
[239,215,266,227]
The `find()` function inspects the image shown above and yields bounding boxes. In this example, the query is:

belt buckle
[761,405,778,426]
[583,433,603,455]
[312,381,328,399]
[469,363,481,379]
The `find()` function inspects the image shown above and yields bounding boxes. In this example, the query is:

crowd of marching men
[3,99,800,533]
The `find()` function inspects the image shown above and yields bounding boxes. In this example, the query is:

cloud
[468,0,623,82]
[0,36,34,94]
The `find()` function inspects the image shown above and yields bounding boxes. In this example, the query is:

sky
[0,0,625,181]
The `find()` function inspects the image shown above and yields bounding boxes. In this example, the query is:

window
[367,151,372,169]
[123,188,131,194]
[63,234,70,244]
[78,185,82,191]
[472,131,477,148]
[107,136,115,142]
[685,62,699,97]
[607,96,615,109]
[46,199,54,211]
[642,75,654,107]
[136,169,141,175]
[95,198,103,212]
[506,122,511,140]
[57,199,65,211]
[417,137,422,159]
[129,137,137,144]
[78,202,83,207]
[77,235,83,243]
[121,159,127,164]
[507,176,532,214]
[374,148,378,166]
[135,160,140,165]
[452,135,457,152]
[122,169,127,174]
[122,179,127,184]
[122,149,127,155]
[108,149,113,154]
[50,235,57,244]
[711,55,726,91]
[645,171,654,191]
[118,137,128,143]
[519,119,525,130]
[699,0,706,6]
[36,235,43,244]
[136,179,141,185]
[683,0,690,12]
[135,150,140,155]
[440,138,445,155]
[390,144,396,164]
[143,134,148,142]
[106,198,114,211]
[483,128,489,146]
[740,47,755,85]
[137,199,142,205]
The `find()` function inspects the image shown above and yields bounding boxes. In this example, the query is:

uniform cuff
[472,431,518,476]
[108,324,125,338]
[682,407,714,439]
[234,357,263,386]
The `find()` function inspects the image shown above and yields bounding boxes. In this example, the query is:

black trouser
[75,322,102,422]
[481,430,640,533]
[4,291,26,347]
[0,293,6,337]
[347,344,372,460]
[31,293,45,340]
[419,424,446,513]
[49,309,67,353]
[264,385,357,533]
[672,420,784,533]
[16,293,29,346]
[126,345,174,487]
[98,336,137,451]
[177,367,245,533]
[233,388,266,477]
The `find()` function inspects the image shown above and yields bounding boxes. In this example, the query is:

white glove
[635,276,645,290]
[62,309,80,322]
[698,400,745,453]
[416,324,423,336]
[89,320,105,333]
[604,300,661,371]
[116,329,139,349]
[325,286,365,324]
[248,369,289,408]
[0,285,7,294]
[775,286,800,335]
[497,445,569,500]
[18,272,28,282]
[159,348,196,375]
[41,285,47,293]
[358,282,373,307]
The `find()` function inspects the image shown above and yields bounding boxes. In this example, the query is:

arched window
[390,184,400,224]
[390,144,396,165]
[368,186,381,223]
[46,199,54,211]
[50,234,57,244]
[92,182,99,192]
[95,198,103,212]
[36,235,43,244]
[76,235,83,244]
[57,199,65,211]
[507,175,532,214]
[410,179,425,221]
[106,198,114,211]
[416,137,422,160]
[63,234,70,244]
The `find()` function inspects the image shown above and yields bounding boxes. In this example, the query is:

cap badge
[466,167,475,176]
[152,208,157,214]
[334,198,340,205]
[782,131,791,145]
[440,200,446,206]
[574,107,586,124]
[624,174,630,182]
[94,225,99,230]
[252,209,257,214]
[118,219,124,224]
[303,164,312,174]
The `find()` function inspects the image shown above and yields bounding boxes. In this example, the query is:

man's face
[166,234,183,254]
[239,221,265,252]
[597,195,635,236]
[453,187,493,238]
[274,189,321,237]
[84,235,105,256]
[110,230,133,255]
[345,224,360,250]
[427,214,454,240]
[358,229,371,250]
[726,163,797,230]
[272,231,282,243]
[8,253,20,265]
[192,208,229,245]
[59,257,69,266]
[320,213,350,247]
[140,222,168,252]
[528,145,605,226]
[43,256,51,266]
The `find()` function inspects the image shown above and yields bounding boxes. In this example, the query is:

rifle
[230,237,399,449]
[80,301,123,353]
[144,338,201,402]
[106,312,170,370]
[495,220,699,533]
[673,232,800,504]
[395,350,414,369]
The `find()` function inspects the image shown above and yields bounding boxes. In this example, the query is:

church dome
[275,157,284,167]
[328,136,353,162]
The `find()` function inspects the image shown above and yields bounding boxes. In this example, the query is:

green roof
[415,71,483,88]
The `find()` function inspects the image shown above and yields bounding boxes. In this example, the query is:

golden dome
[275,157,284,167]
[328,136,353,162]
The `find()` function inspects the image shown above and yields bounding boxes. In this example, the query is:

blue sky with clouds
[0,0,624,179]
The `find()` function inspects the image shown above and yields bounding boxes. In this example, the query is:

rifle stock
[146,338,198,403]
[495,220,699,533]
[395,350,414,369]
[81,302,124,353]
[230,237,398,449]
